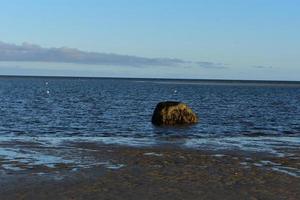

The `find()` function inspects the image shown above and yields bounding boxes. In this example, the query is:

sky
[0,0,300,80]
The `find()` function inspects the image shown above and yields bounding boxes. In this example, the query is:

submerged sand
[0,142,299,200]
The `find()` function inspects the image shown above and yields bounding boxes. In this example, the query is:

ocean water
[0,76,300,157]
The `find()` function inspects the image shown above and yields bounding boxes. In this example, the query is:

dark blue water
[1,77,300,137]
[0,76,300,153]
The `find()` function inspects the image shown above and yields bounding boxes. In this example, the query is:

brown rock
[151,101,198,126]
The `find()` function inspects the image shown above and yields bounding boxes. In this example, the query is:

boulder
[151,101,198,126]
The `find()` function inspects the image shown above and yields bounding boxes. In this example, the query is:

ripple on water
[239,160,300,178]
[0,145,125,174]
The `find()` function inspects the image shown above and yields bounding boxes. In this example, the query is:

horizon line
[0,74,300,84]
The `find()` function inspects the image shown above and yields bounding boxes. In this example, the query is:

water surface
[0,76,300,170]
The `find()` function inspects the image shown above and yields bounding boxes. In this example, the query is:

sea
[0,76,300,173]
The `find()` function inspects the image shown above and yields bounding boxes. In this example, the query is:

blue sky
[0,0,300,80]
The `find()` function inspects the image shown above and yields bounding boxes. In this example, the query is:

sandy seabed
[0,141,299,200]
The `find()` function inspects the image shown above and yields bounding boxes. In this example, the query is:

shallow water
[0,76,300,171]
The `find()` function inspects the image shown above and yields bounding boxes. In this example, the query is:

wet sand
[0,142,299,200]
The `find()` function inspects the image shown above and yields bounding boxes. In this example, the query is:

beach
[1,0,300,198]
[0,141,299,200]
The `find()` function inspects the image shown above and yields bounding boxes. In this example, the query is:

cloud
[0,41,224,68]
[252,65,273,69]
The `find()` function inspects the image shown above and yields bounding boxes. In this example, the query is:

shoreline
[1,142,299,199]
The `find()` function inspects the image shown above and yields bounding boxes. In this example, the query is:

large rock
[151,101,198,126]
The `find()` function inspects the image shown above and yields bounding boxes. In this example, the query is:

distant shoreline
[1,74,300,85]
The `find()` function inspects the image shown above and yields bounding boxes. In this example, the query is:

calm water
[0,76,300,154]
